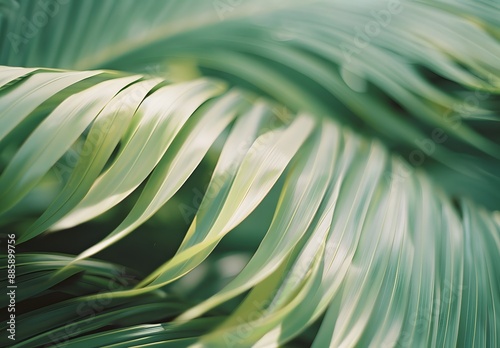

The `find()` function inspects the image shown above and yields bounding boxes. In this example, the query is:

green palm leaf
[0,0,499,347]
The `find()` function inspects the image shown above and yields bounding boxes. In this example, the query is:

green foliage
[0,0,499,347]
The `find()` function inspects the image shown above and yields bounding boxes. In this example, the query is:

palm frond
[0,0,499,347]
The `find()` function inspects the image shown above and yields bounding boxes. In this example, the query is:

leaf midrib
[72,1,309,70]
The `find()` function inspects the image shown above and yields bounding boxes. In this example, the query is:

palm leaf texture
[0,0,499,347]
